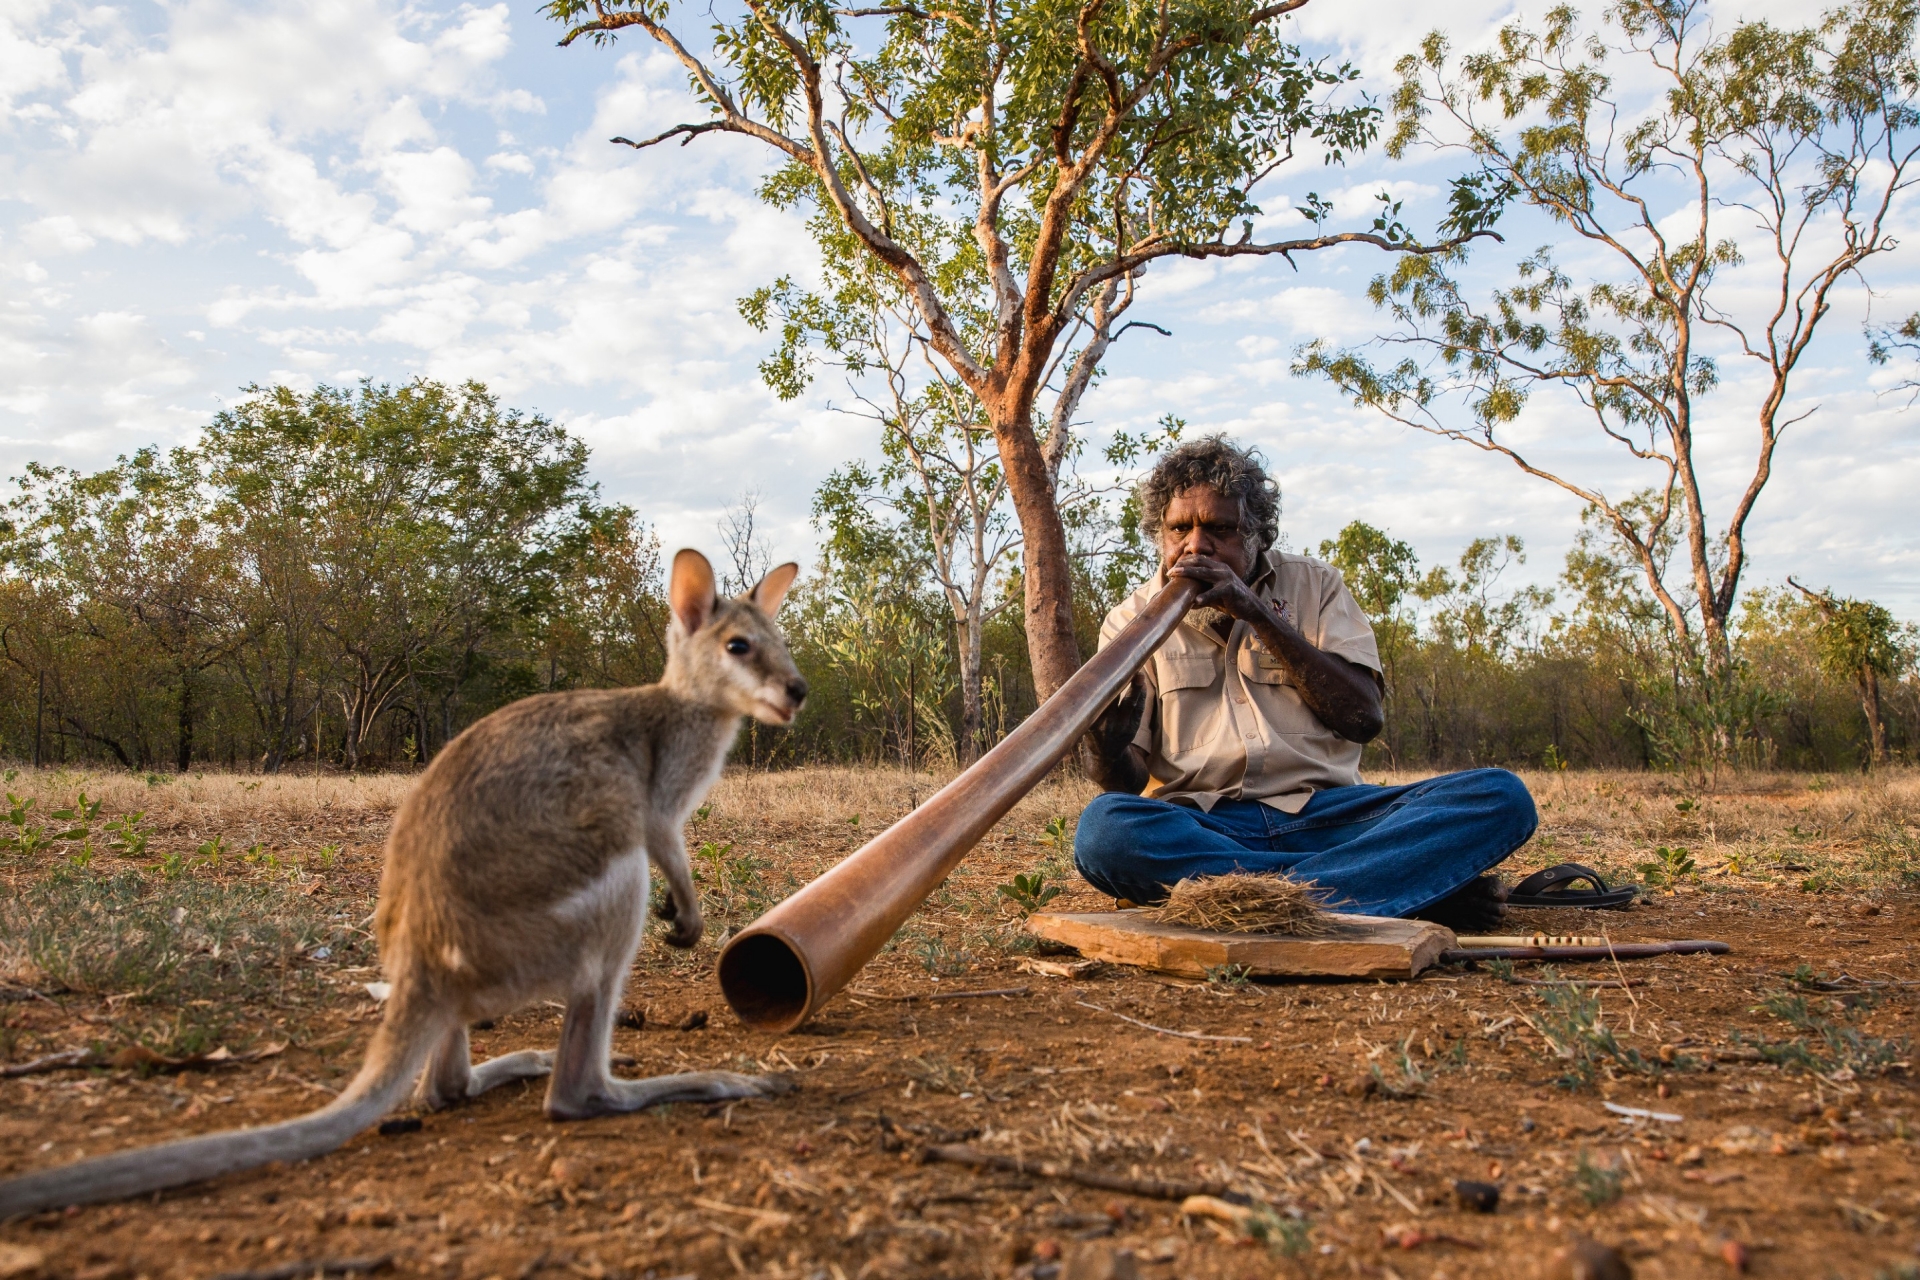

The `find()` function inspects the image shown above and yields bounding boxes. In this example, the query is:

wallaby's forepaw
[654,892,703,948]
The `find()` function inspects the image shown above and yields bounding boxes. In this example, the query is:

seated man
[1075,436,1536,929]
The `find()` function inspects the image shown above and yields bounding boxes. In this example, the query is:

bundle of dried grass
[1146,872,1333,936]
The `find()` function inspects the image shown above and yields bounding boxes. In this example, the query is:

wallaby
[0,550,808,1217]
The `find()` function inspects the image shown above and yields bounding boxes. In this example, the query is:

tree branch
[612,123,732,150]
[1056,228,1500,333]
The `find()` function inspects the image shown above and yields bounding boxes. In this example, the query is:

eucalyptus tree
[545,0,1490,698]
[1299,0,1920,704]
[1787,578,1912,765]
[0,452,240,770]
[750,264,1020,762]
[204,382,604,770]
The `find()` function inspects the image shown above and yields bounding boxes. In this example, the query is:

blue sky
[3,0,1916,619]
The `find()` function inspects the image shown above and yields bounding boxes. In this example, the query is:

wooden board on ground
[1025,909,1456,980]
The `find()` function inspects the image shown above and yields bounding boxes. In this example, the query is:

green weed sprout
[1248,1208,1312,1257]
[1204,962,1253,990]
[1747,990,1910,1077]
[105,811,149,858]
[996,871,1063,916]
[1527,966,1674,1087]
[1572,1151,1623,1206]
[1035,815,1072,860]
[2,793,50,856]
[1637,845,1697,889]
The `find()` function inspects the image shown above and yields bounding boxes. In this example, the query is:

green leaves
[996,870,1063,915]
[1033,815,1072,859]
[1,791,119,865]
[1438,170,1516,238]
[0,792,48,857]
[104,810,148,859]
[1637,844,1697,888]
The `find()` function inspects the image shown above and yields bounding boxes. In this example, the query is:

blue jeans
[1071,769,1538,918]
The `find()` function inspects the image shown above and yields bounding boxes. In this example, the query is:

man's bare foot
[1410,875,1508,932]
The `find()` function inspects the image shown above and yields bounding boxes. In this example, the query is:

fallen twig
[920,1144,1241,1202]
[1512,978,1644,989]
[1,1049,94,1078]
[1793,973,1920,991]
[847,987,1029,1002]
[1074,1001,1252,1044]
[1018,957,1100,979]
[1707,1046,1769,1063]
[111,1040,288,1074]
[1370,1169,1424,1216]
[206,1256,392,1280]
[691,1196,794,1228]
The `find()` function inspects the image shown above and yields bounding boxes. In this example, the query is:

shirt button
[1233,694,1247,704]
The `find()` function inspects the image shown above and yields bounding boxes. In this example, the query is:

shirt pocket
[1240,644,1291,687]
[1154,654,1225,754]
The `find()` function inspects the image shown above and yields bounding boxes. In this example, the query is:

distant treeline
[1,381,1912,774]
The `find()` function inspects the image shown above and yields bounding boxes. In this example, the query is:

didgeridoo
[718,576,1202,1032]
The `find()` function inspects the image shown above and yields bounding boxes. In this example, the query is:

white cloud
[0,0,1911,618]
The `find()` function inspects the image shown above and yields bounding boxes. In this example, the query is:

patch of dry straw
[1146,872,1333,936]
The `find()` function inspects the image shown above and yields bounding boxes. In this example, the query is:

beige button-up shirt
[1100,550,1383,814]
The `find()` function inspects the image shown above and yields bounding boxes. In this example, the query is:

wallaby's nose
[786,677,809,706]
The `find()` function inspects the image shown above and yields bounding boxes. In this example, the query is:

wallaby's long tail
[0,990,446,1219]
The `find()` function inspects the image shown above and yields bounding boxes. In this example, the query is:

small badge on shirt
[1246,599,1295,654]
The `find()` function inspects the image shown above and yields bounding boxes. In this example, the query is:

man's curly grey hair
[1136,435,1281,554]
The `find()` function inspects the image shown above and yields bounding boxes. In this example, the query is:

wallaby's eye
[725,637,751,656]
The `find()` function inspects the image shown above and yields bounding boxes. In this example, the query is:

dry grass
[703,762,1098,831]
[1,762,1913,883]
[1146,871,1333,935]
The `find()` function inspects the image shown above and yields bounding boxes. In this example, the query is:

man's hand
[1080,675,1150,794]
[1168,553,1265,623]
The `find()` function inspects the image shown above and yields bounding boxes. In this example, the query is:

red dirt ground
[1,766,1916,1280]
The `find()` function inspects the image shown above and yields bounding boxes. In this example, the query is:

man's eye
[726,638,751,655]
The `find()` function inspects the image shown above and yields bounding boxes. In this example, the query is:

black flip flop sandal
[1507,862,1638,910]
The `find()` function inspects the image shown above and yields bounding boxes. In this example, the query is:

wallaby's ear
[749,562,800,617]
[670,549,718,635]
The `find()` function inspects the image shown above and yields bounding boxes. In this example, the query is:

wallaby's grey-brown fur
[0,550,806,1218]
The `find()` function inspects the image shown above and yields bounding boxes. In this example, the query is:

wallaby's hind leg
[418,1025,553,1109]
[416,1025,472,1109]
[468,1049,554,1096]
[543,962,792,1121]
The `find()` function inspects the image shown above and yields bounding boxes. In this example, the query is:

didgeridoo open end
[715,927,813,1030]
[717,576,1202,1033]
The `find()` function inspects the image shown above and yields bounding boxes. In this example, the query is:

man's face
[1159,485,1253,579]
